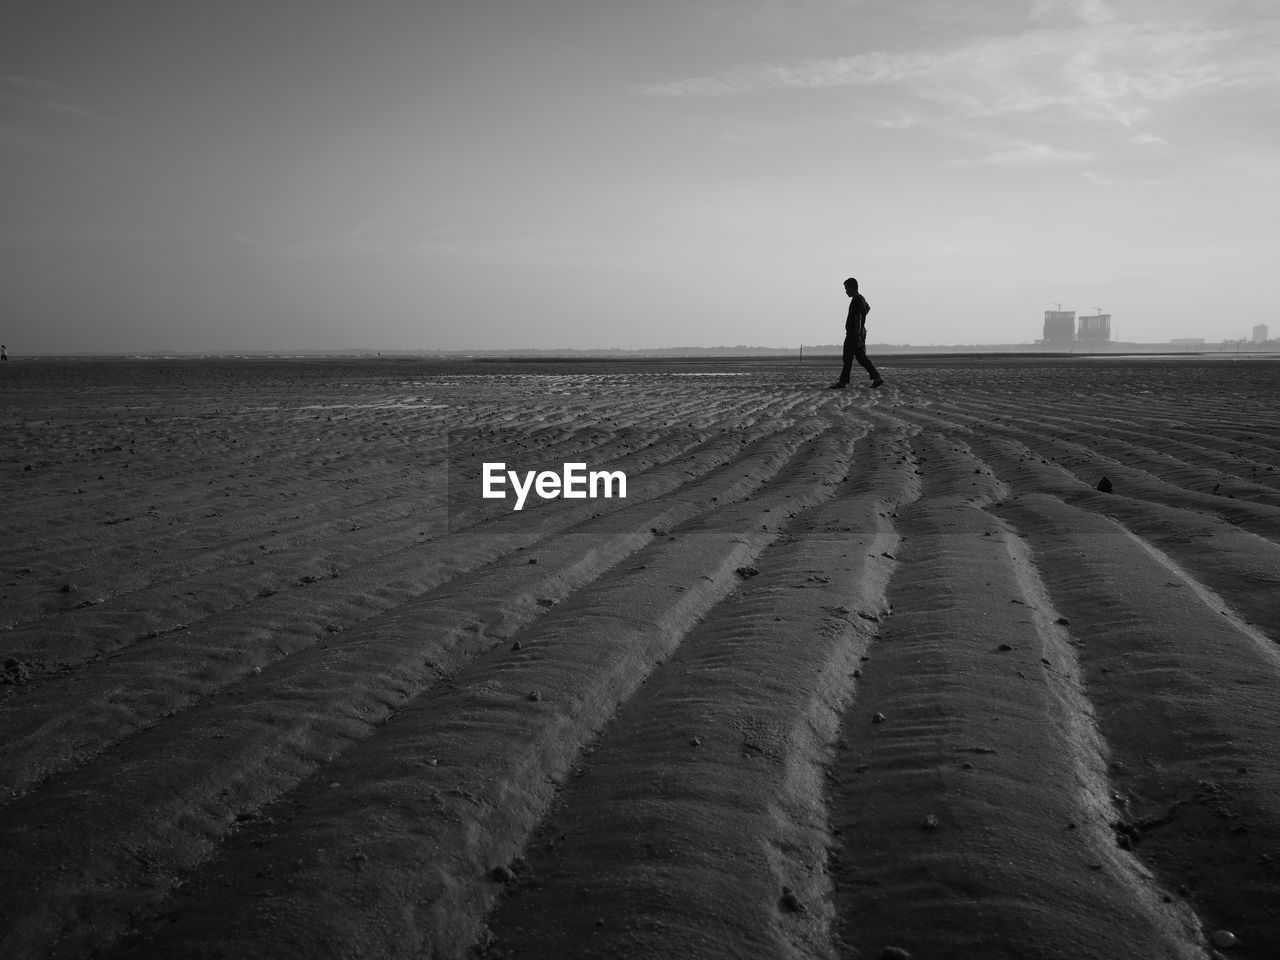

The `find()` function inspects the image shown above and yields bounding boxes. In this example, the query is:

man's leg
[837,335,855,384]
[854,343,883,384]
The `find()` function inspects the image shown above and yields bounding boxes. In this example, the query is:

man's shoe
[870,377,885,389]
[827,381,848,389]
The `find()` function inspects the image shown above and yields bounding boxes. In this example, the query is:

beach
[2,355,1278,959]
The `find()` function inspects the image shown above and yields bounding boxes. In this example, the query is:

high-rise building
[1254,323,1269,343]
[1078,314,1111,342]
[1043,310,1075,342]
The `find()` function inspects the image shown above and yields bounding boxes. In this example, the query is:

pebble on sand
[1209,930,1237,948]
[1095,476,1113,493]
[871,712,886,724]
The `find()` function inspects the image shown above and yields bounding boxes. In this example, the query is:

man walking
[828,277,883,389]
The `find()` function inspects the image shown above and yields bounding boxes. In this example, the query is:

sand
[1,354,1278,959]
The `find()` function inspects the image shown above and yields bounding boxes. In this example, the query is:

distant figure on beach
[1,344,7,362]
[828,278,883,389]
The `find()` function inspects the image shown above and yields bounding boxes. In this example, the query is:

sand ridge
[1,355,1278,958]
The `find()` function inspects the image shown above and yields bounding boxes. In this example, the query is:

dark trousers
[838,331,879,383]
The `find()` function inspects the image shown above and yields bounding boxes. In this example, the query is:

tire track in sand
[891,407,1280,642]
[0,414,838,960]
[1,401,682,662]
[993,492,1280,958]
[100,414,865,960]
[0,413,801,799]
[828,431,1209,960]
[944,394,1280,499]
[2,366,737,634]
[475,419,918,960]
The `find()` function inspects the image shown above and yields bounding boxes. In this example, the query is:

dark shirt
[846,294,870,334]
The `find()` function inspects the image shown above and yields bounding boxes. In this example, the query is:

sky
[2,0,1278,353]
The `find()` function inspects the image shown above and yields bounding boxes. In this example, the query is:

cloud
[254,220,388,260]
[3,74,111,119]
[946,140,1095,167]
[1029,0,1116,26]
[41,99,117,125]
[0,73,118,153]
[638,50,930,98]
[639,14,1280,132]
[852,112,920,130]
[1079,169,1175,186]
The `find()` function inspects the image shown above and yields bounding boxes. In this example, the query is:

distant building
[1043,310,1075,343]
[1254,323,1269,343]
[1077,313,1111,342]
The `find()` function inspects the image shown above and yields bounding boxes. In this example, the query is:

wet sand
[2,355,1278,959]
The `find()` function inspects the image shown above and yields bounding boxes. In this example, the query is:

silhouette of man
[828,278,883,389]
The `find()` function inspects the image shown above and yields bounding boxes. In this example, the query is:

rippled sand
[2,355,1278,959]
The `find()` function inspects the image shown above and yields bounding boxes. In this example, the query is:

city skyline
[3,1,1279,353]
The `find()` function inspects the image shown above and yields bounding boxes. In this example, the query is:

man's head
[844,277,859,296]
